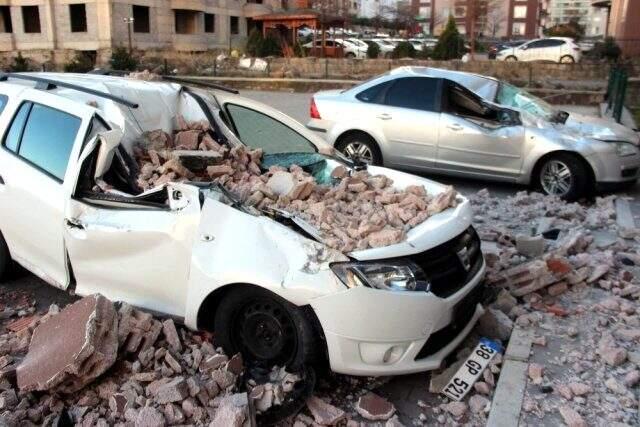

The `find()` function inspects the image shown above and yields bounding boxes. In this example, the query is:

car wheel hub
[234,302,296,363]
[343,142,373,164]
[541,160,572,196]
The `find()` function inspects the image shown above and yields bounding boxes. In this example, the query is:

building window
[513,5,527,19]
[454,6,465,17]
[22,6,41,33]
[69,4,87,33]
[512,22,526,35]
[204,13,214,33]
[230,16,239,34]
[174,9,198,34]
[133,5,150,33]
[418,6,430,18]
[0,6,12,33]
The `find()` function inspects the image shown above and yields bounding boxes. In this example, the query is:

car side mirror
[499,109,521,126]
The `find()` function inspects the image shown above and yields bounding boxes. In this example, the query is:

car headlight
[330,260,429,291]
[615,142,639,157]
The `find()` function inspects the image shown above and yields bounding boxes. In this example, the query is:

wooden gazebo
[251,9,346,57]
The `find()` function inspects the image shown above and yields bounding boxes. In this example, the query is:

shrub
[257,33,282,57]
[293,41,306,58]
[110,47,138,71]
[591,37,621,61]
[245,28,263,57]
[392,41,416,59]
[64,52,95,73]
[10,53,30,72]
[432,15,465,60]
[367,42,380,59]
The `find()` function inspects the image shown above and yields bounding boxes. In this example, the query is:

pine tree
[432,15,464,60]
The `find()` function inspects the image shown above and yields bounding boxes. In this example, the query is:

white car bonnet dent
[564,112,640,145]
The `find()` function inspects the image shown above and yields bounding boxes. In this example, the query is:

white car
[303,39,365,58]
[366,39,395,57]
[334,38,368,59]
[0,72,485,376]
[496,37,582,63]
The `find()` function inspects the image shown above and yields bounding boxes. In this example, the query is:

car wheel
[346,52,356,59]
[537,154,590,201]
[214,286,318,369]
[505,56,518,62]
[559,55,575,64]
[336,133,382,165]
[0,231,10,280]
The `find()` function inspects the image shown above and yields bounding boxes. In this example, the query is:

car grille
[622,168,638,178]
[408,226,483,298]
[415,282,485,360]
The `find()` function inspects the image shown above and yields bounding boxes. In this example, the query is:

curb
[486,327,533,427]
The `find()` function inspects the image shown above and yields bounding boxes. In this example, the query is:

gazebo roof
[252,9,345,26]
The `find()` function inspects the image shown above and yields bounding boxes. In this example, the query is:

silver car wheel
[541,160,573,196]
[560,55,575,64]
[343,142,374,164]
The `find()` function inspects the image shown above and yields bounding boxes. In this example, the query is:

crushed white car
[0,72,485,375]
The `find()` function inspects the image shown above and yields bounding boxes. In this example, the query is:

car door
[546,39,565,61]
[64,126,202,316]
[519,39,546,61]
[435,82,525,181]
[0,92,92,289]
[371,77,442,170]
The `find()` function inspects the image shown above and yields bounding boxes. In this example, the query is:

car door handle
[447,123,463,131]
[377,113,392,120]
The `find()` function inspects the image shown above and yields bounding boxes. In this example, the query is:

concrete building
[592,0,640,56]
[356,0,397,19]
[0,0,288,65]
[412,0,542,38]
[545,0,607,36]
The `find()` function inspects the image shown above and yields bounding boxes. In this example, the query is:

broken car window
[225,104,316,155]
[495,82,555,120]
[15,103,81,181]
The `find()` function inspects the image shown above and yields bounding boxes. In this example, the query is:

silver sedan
[307,66,640,200]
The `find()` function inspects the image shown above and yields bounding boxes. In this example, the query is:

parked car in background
[488,40,527,59]
[496,37,582,63]
[334,38,367,58]
[346,38,370,51]
[307,67,640,200]
[365,39,395,57]
[303,39,346,58]
[0,72,486,376]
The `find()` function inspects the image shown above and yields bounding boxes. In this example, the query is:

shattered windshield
[495,82,556,121]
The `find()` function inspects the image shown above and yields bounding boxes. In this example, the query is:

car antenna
[0,72,139,109]
[160,76,239,94]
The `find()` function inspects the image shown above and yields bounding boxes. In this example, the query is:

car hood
[347,166,472,261]
[563,112,639,145]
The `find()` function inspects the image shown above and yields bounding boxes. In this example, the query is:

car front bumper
[586,150,640,184]
[310,260,486,376]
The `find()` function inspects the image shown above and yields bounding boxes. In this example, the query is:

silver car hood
[563,112,639,145]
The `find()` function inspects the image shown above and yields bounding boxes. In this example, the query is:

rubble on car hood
[121,116,458,253]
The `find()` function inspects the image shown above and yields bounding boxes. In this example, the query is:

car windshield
[495,82,556,120]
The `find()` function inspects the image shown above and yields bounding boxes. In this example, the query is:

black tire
[559,55,575,64]
[214,286,318,370]
[335,132,383,165]
[535,153,591,201]
[346,52,356,59]
[505,55,518,62]
[0,231,10,281]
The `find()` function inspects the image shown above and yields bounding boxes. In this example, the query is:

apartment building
[411,0,542,38]
[0,0,285,62]
[356,0,398,19]
[546,0,607,36]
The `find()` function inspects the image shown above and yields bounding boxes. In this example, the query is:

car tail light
[310,97,321,119]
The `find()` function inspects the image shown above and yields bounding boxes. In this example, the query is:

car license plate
[441,338,502,401]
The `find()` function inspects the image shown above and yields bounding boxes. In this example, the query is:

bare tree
[483,0,505,38]
[463,0,503,58]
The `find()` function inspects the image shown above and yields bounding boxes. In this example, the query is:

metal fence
[606,66,628,123]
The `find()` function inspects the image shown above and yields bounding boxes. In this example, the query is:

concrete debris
[248,366,301,414]
[306,396,346,425]
[122,116,458,252]
[558,405,587,427]
[354,392,396,421]
[476,308,514,341]
[17,294,118,393]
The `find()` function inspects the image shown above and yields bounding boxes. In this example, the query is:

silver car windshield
[495,82,556,120]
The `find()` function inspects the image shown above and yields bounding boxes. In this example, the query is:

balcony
[243,2,273,17]
[591,0,611,6]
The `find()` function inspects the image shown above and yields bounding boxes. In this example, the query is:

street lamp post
[123,17,135,53]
